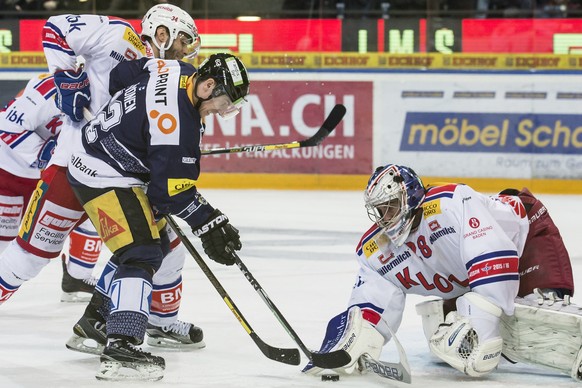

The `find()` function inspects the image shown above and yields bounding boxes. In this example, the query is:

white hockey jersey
[0,73,63,179]
[42,14,152,167]
[349,183,529,342]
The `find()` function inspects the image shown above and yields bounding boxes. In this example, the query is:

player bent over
[0,4,206,345]
[303,164,580,382]
[67,53,250,380]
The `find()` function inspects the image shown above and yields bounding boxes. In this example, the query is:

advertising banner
[201,80,373,174]
[375,73,582,180]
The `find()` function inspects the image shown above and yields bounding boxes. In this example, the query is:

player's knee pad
[67,220,102,278]
[415,299,445,342]
[0,240,50,286]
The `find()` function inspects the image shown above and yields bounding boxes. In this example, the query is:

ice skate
[60,255,96,303]
[65,312,107,355]
[146,320,205,349]
[96,339,165,381]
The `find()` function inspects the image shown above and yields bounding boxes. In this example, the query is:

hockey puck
[321,374,340,381]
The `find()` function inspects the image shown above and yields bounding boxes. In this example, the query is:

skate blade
[96,360,164,381]
[65,334,104,355]
[60,291,92,303]
[146,337,206,350]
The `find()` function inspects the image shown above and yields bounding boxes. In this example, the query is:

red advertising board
[19,19,342,52]
[12,18,582,54]
[201,80,373,174]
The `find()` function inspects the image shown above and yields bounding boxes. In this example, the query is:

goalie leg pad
[500,289,582,381]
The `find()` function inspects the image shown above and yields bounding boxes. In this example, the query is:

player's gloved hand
[54,68,91,122]
[192,209,242,265]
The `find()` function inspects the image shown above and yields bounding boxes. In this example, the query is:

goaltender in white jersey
[305,164,580,382]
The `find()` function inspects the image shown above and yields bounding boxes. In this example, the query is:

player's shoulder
[25,73,56,100]
[356,224,384,258]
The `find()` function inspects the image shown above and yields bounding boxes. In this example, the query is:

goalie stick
[200,103,346,155]
[361,325,412,384]
[164,215,301,366]
[231,250,352,369]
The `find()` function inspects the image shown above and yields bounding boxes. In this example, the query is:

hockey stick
[200,104,346,155]
[83,104,346,156]
[231,250,352,369]
[164,215,301,366]
[361,325,411,384]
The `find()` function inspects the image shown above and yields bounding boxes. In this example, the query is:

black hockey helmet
[197,53,250,106]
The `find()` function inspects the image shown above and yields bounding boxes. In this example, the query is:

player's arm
[303,263,406,376]
[42,15,108,121]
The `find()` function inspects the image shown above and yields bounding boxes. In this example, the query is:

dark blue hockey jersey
[68,58,213,228]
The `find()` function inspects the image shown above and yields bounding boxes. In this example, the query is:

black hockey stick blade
[310,350,352,369]
[299,104,346,147]
[164,215,300,366]
[233,251,351,369]
[200,104,346,155]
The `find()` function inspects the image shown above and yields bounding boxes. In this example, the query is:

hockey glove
[54,68,91,122]
[192,209,242,265]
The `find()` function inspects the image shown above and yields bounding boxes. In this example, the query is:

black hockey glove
[192,209,242,266]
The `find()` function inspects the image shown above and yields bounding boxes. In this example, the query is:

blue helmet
[364,164,425,246]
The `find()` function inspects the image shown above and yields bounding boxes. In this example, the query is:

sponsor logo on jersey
[179,75,188,89]
[0,203,22,217]
[97,208,125,242]
[362,238,379,258]
[149,109,177,134]
[429,226,456,244]
[377,250,411,276]
[463,224,493,240]
[428,220,441,231]
[39,211,77,232]
[123,27,145,54]
[422,199,441,218]
[70,156,98,177]
[168,178,197,196]
[182,157,197,164]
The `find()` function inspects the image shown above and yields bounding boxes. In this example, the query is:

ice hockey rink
[1,189,581,388]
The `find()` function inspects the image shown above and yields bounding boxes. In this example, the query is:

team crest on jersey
[168,178,197,196]
[422,199,441,218]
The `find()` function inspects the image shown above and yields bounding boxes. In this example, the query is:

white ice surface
[1,190,581,388]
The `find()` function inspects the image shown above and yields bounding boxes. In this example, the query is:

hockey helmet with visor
[141,4,201,59]
[196,53,250,120]
[364,164,425,246]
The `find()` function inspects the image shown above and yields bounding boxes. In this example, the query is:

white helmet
[141,4,201,59]
[364,164,425,247]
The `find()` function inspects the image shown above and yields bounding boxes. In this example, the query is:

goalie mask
[141,4,201,59]
[364,164,425,246]
[196,53,250,120]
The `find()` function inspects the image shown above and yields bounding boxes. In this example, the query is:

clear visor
[178,32,201,59]
[210,84,246,120]
[211,94,246,120]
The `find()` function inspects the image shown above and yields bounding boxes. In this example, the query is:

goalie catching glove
[192,209,241,265]
[54,68,91,122]
[429,292,503,377]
